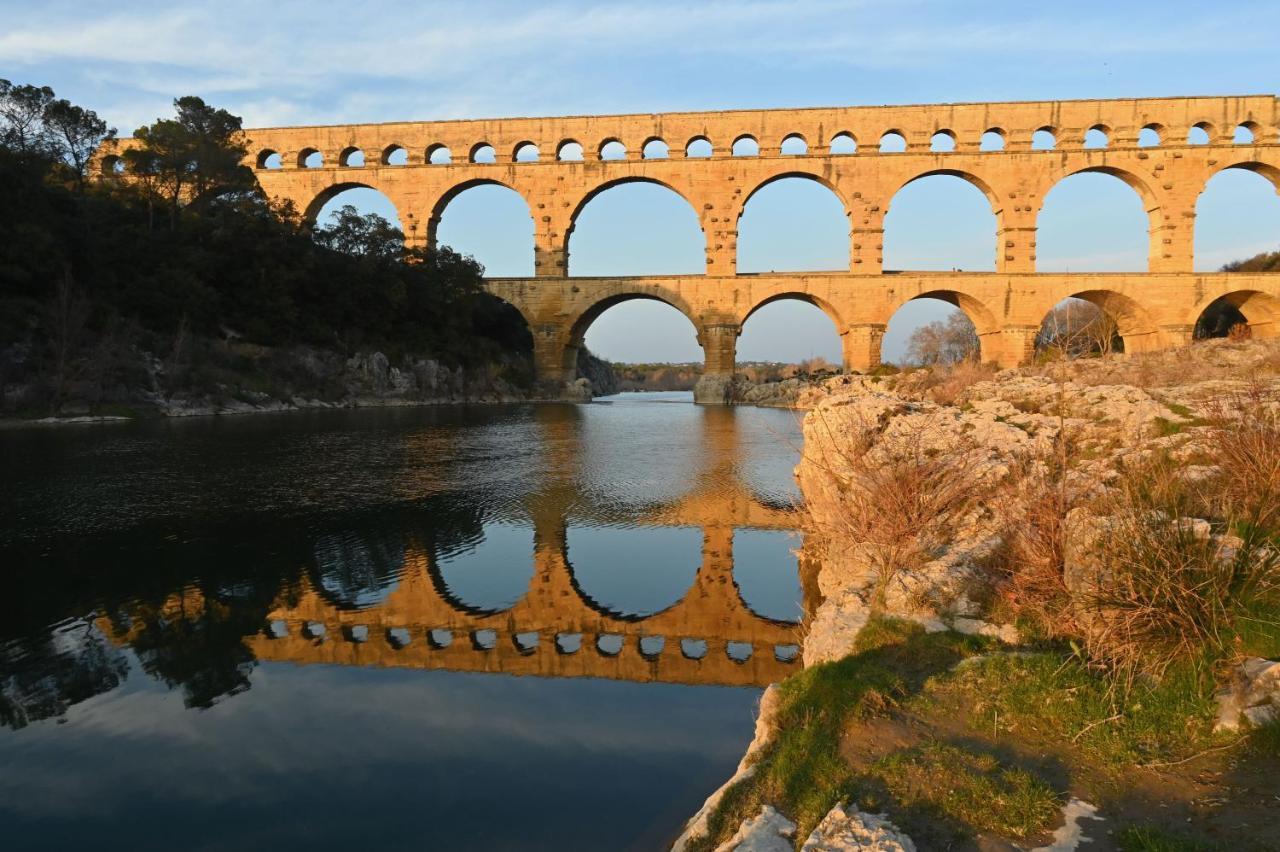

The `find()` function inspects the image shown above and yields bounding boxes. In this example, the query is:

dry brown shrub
[998,464,1082,639]
[914,359,998,406]
[1201,384,1280,533]
[1083,461,1280,681]
[810,409,986,601]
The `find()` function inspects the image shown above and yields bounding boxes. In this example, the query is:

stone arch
[741,290,848,333]
[884,170,1001,271]
[1188,122,1215,145]
[685,135,713,158]
[565,176,707,274]
[1189,290,1280,339]
[1139,124,1163,147]
[737,173,855,275]
[1083,124,1111,148]
[512,141,540,162]
[882,288,1002,364]
[1032,126,1057,150]
[930,130,956,152]
[598,138,627,160]
[339,146,364,167]
[1204,159,1280,191]
[556,139,584,161]
[980,128,1006,151]
[780,133,808,155]
[304,181,390,224]
[641,137,668,159]
[470,142,496,163]
[829,132,856,154]
[100,154,125,175]
[381,144,408,165]
[1037,290,1161,354]
[426,143,452,164]
[298,147,322,168]
[1235,122,1262,144]
[1037,165,1159,271]
[1194,161,1280,271]
[568,290,701,348]
[431,178,535,276]
[732,134,760,156]
[256,149,280,169]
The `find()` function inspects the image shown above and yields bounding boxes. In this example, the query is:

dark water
[0,392,811,851]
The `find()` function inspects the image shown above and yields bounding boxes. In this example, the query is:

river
[0,392,811,851]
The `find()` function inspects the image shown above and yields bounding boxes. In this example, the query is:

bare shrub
[1083,461,1280,681]
[914,359,999,406]
[810,409,986,601]
[1202,385,1280,534]
[1035,299,1119,359]
[904,311,979,367]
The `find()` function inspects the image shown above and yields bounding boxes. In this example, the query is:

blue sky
[3,1,1277,363]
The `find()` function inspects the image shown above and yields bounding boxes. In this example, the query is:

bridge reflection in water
[92,402,812,693]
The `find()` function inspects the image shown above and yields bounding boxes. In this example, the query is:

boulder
[799,803,916,851]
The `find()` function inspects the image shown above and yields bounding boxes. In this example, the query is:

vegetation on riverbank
[686,337,1280,850]
[0,81,534,418]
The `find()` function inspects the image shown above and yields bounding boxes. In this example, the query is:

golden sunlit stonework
[100,95,1280,401]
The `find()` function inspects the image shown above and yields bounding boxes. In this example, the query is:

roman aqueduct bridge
[101,95,1280,401]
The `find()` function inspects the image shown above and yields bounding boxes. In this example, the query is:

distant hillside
[1223,248,1280,273]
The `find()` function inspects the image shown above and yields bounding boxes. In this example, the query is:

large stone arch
[1033,289,1163,354]
[883,287,1004,364]
[1186,289,1280,338]
[428,178,536,273]
[567,289,702,348]
[733,170,851,225]
[303,181,385,224]
[1036,164,1162,271]
[883,168,1004,271]
[1201,159,1280,194]
[564,176,708,273]
[740,290,849,334]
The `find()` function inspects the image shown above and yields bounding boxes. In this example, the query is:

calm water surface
[0,392,811,851]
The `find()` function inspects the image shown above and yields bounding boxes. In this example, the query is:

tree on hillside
[125,96,253,226]
[43,98,114,190]
[0,80,55,157]
[314,206,406,261]
[904,311,979,366]
[0,81,114,188]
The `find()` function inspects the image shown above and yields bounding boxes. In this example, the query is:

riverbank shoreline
[676,338,1280,851]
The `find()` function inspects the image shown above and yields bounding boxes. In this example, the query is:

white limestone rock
[803,588,870,667]
[799,803,916,851]
[714,806,796,852]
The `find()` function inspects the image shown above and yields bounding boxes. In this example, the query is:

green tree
[43,98,114,190]
[313,205,406,261]
[0,79,55,157]
[125,96,253,226]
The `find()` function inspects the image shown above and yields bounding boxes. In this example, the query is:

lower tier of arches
[486,272,1280,403]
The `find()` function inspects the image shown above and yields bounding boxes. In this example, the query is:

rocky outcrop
[800,805,916,852]
[1216,657,1280,731]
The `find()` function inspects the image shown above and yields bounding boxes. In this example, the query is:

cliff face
[796,339,1280,663]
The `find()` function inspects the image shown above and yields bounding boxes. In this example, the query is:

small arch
[1138,125,1162,147]
[426,143,452,164]
[639,636,665,659]
[598,139,627,161]
[732,134,760,157]
[1235,122,1260,144]
[641,137,668,159]
[1083,125,1110,149]
[779,134,807,155]
[1032,127,1057,150]
[339,146,364,167]
[299,148,323,168]
[557,139,584,161]
[470,142,496,164]
[1188,122,1214,145]
[101,154,125,175]
[685,136,713,158]
[930,130,956,152]
[512,141,540,162]
[256,149,281,170]
[980,129,1005,151]
[879,130,906,153]
[829,132,856,154]
[680,639,708,660]
[1194,291,1280,340]
[727,642,753,663]
[596,634,624,657]
[382,144,408,166]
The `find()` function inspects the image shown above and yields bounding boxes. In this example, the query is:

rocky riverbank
[677,338,1280,851]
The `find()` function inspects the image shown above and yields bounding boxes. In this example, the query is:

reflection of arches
[732,529,803,623]
[736,173,850,273]
[884,171,999,272]
[1037,168,1153,272]
[566,178,706,276]
[311,529,405,610]
[433,180,535,277]
[429,522,535,615]
[565,525,701,620]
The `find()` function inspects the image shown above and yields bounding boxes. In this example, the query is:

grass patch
[938,652,1221,766]
[686,618,992,850]
[1247,718,1280,759]
[1163,401,1195,418]
[1117,824,1220,851]
[870,742,1060,840]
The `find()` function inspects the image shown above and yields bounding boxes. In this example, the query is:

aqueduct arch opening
[567,179,706,277]
[883,172,999,272]
[736,174,850,273]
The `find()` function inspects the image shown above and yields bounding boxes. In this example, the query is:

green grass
[936,652,1221,766]
[1117,824,1220,851]
[686,618,993,850]
[872,743,1060,840]
[1163,401,1196,418]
